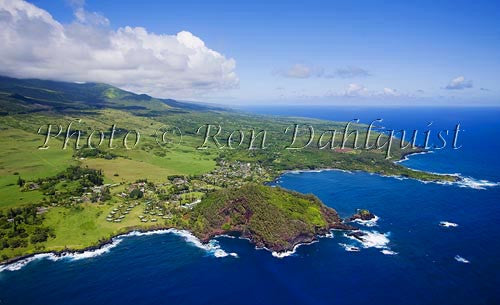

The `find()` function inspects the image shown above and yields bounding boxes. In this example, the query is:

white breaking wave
[343,230,398,255]
[351,215,379,227]
[55,239,123,261]
[120,229,172,237]
[390,171,500,190]
[344,230,397,255]
[0,229,238,273]
[117,229,239,258]
[439,221,459,228]
[271,240,318,258]
[271,249,296,258]
[285,168,353,175]
[413,174,500,190]
[382,171,499,190]
[338,243,360,252]
[454,255,470,263]
[0,253,53,272]
[452,177,500,190]
[320,231,334,238]
[395,151,433,164]
[140,229,238,258]
[380,249,398,255]
[0,238,124,272]
[395,152,499,190]
[345,230,391,249]
[217,234,236,239]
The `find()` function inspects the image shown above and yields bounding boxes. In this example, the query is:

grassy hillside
[0,75,220,115]
[189,184,352,252]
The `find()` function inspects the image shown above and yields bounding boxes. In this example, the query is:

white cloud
[74,7,109,26]
[277,64,369,79]
[0,0,238,98]
[383,87,399,96]
[342,84,400,98]
[330,66,370,78]
[278,63,321,78]
[345,83,368,96]
[445,76,473,90]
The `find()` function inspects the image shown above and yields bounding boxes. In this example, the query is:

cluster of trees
[60,166,104,186]
[74,147,118,160]
[4,207,39,229]
[129,179,157,199]
[30,227,55,244]
[167,175,185,181]
[129,188,144,199]
[0,206,54,251]
[24,166,106,204]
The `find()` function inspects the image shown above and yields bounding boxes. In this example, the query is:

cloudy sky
[0,0,499,105]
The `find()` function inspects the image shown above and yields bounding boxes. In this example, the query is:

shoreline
[395,150,433,164]
[274,151,499,190]
[0,226,229,271]
[277,166,458,185]
[275,149,452,180]
[0,226,175,269]
[0,225,348,271]
[2,151,496,269]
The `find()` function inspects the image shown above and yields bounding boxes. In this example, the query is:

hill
[0,75,221,115]
[189,184,354,252]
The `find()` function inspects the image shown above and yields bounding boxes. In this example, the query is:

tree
[17,176,25,187]
[13,215,23,232]
[31,207,37,223]
[101,188,111,201]
[7,208,15,219]
[30,227,54,243]
[130,188,143,199]
[9,237,27,249]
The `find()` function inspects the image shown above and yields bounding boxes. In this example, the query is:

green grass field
[0,128,75,208]
[0,202,161,259]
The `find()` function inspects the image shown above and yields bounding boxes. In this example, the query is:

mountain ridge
[0,75,226,115]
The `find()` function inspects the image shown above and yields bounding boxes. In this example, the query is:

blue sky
[5,0,500,105]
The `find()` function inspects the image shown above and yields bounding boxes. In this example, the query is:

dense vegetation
[26,166,109,204]
[0,205,54,260]
[190,184,352,252]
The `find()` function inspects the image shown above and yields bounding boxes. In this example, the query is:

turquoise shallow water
[1,107,499,305]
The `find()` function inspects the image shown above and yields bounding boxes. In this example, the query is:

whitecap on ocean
[338,243,360,252]
[439,221,459,228]
[454,255,470,263]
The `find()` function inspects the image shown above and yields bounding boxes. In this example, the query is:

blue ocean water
[1,107,499,305]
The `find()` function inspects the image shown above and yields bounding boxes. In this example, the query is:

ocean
[1,106,499,305]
